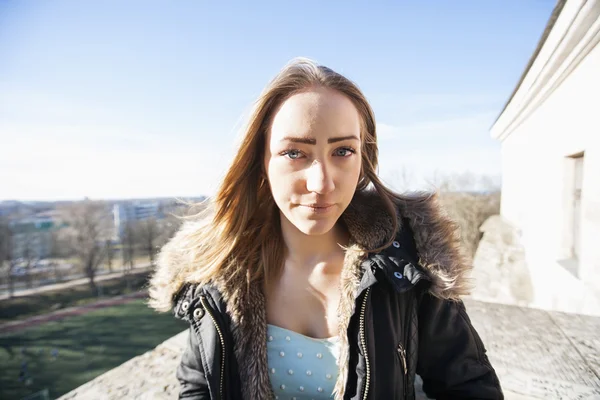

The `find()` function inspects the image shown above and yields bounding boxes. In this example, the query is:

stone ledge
[60,299,600,400]
[59,334,184,400]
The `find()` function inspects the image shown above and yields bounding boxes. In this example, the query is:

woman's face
[264,86,362,236]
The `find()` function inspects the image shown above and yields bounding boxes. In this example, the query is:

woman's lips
[300,204,335,214]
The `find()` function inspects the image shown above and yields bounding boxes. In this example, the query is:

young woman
[149,58,503,400]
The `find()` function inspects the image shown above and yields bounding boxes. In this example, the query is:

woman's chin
[293,218,337,236]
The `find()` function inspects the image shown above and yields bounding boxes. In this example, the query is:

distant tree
[0,218,10,270]
[20,229,39,289]
[59,200,112,295]
[136,218,159,267]
[47,230,65,283]
[0,218,17,297]
[121,219,136,289]
[386,166,415,193]
[105,239,114,273]
[156,213,183,248]
[431,171,502,258]
[428,170,501,194]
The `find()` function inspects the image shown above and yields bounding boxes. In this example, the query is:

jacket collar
[152,189,473,399]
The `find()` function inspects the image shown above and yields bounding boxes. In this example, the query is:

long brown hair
[149,57,400,311]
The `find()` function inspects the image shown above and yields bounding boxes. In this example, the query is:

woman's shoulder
[347,189,473,301]
[170,281,227,322]
[147,214,215,313]
[396,191,474,300]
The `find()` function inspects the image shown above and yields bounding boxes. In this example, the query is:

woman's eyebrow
[328,135,359,143]
[280,135,359,144]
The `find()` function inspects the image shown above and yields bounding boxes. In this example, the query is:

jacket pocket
[397,342,408,398]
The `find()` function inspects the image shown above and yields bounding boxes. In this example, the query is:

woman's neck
[279,214,349,268]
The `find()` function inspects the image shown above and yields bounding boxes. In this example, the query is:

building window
[571,154,584,259]
[560,151,584,277]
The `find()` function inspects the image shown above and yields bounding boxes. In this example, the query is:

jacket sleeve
[416,292,504,399]
[176,326,211,399]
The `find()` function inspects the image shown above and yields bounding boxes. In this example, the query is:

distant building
[9,210,63,260]
[111,197,205,241]
[112,201,162,241]
[490,0,600,314]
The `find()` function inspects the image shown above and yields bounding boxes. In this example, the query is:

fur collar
[149,189,472,399]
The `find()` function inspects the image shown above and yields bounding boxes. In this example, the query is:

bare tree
[426,169,454,192]
[59,200,112,295]
[156,213,183,248]
[47,229,69,283]
[121,219,136,289]
[428,170,501,194]
[0,218,17,297]
[20,230,39,289]
[105,239,115,273]
[0,218,9,274]
[136,218,159,267]
[431,172,502,258]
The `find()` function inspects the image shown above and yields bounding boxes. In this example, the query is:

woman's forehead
[269,88,361,142]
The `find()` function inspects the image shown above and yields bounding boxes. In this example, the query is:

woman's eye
[282,149,303,160]
[334,147,356,157]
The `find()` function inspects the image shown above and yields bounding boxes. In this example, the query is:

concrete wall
[499,42,600,315]
[59,301,600,399]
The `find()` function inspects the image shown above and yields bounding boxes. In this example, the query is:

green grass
[0,272,151,323]
[0,299,187,400]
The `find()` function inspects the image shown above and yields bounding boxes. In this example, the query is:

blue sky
[0,0,555,201]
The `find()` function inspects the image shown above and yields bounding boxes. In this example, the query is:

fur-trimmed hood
[149,189,473,399]
[150,190,472,307]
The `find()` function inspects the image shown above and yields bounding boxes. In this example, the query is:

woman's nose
[305,160,335,194]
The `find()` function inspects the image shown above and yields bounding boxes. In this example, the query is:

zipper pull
[397,344,407,375]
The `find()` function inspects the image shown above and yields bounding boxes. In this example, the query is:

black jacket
[151,190,504,399]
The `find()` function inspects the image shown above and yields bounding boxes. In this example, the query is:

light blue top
[266,324,340,400]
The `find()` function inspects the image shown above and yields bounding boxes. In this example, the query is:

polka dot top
[267,324,340,400]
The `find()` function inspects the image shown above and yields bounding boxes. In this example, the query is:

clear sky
[0,0,556,201]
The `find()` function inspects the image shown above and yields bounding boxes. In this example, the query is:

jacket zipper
[397,343,408,398]
[399,293,414,399]
[199,295,225,400]
[359,288,371,400]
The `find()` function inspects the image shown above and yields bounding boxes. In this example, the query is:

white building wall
[499,42,600,315]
